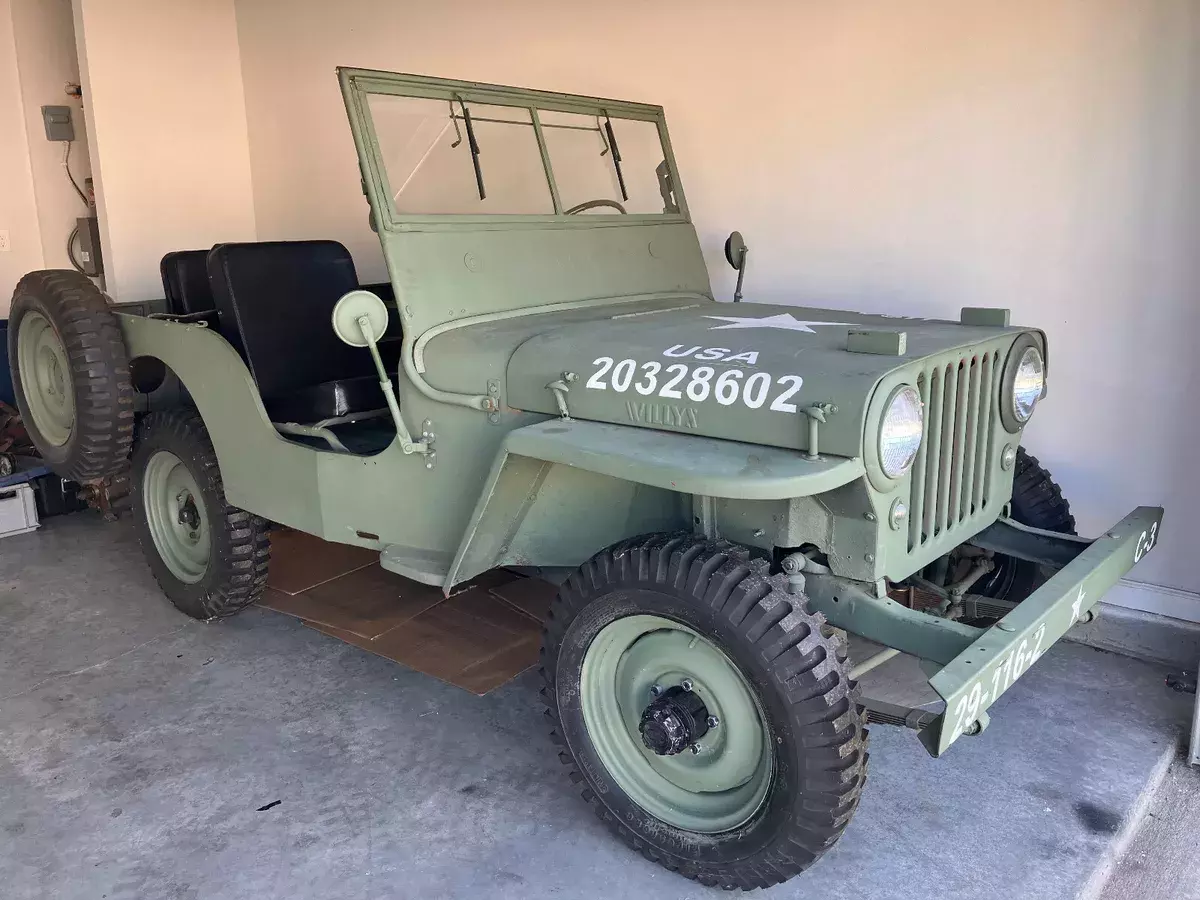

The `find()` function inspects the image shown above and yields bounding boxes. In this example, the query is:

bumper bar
[918,505,1163,756]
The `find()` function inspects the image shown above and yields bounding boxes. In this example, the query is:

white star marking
[705,313,861,333]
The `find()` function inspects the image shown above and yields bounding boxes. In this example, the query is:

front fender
[445,419,864,588]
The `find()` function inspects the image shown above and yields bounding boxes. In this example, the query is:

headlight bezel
[864,382,925,492]
[1000,334,1046,433]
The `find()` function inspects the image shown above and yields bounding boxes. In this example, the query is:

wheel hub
[639,685,711,756]
[578,614,773,833]
[16,311,75,447]
[176,491,200,531]
[142,450,210,584]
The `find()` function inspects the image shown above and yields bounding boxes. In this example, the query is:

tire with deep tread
[541,533,868,891]
[7,270,134,481]
[131,408,270,619]
[979,446,1076,601]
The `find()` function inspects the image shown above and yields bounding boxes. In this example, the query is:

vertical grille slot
[906,344,1003,554]
[957,356,982,519]
[935,361,959,536]
[970,353,993,512]
[982,352,1000,507]
[919,365,944,546]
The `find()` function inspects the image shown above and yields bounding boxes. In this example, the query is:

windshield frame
[339,68,691,231]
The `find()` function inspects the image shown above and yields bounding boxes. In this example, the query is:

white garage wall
[232,0,1200,609]
[10,0,91,276]
[0,0,44,309]
[72,0,256,302]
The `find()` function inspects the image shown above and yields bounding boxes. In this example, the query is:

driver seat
[206,240,391,441]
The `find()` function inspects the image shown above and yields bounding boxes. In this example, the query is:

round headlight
[879,385,924,479]
[1011,346,1044,423]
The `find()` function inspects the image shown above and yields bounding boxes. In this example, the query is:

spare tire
[8,270,134,481]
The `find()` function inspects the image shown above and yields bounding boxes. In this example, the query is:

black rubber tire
[541,533,868,891]
[131,407,270,619]
[979,447,1076,601]
[7,270,134,481]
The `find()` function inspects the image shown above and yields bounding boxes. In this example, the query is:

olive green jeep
[6,69,1163,890]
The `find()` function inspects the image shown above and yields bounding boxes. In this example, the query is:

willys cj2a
[6,67,1163,890]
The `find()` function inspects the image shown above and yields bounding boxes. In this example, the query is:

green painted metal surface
[579,615,772,832]
[804,570,983,664]
[104,68,1165,759]
[503,419,865,500]
[921,506,1165,756]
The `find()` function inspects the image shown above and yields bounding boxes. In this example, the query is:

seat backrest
[160,250,216,315]
[206,240,374,400]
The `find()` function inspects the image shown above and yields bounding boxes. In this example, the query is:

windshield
[365,92,680,218]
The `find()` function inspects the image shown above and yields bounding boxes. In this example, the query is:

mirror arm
[733,247,748,303]
[355,315,427,457]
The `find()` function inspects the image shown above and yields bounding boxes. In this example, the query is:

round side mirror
[724,231,747,270]
[332,290,389,347]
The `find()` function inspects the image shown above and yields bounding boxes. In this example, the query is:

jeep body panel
[445,419,866,586]
[504,300,1025,458]
[94,66,1164,772]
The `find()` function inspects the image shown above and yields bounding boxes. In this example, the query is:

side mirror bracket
[331,290,430,460]
[724,231,749,303]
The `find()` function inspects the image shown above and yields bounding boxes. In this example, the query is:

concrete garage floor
[1,516,1194,900]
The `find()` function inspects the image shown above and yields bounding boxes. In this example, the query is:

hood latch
[546,371,578,420]
[801,402,838,460]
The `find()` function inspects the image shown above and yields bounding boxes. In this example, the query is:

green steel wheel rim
[16,311,75,447]
[142,450,210,584]
[579,613,773,833]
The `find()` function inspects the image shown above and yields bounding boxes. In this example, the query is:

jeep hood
[505,300,1030,458]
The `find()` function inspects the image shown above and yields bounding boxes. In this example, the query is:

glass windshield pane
[540,110,675,215]
[367,94,553,215]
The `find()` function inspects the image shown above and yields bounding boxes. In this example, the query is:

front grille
[907,349,1001,551]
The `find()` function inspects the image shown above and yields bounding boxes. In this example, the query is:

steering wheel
[565,198,628,215]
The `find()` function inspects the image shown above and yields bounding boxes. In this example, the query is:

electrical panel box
[76,216,103,276]
[41,105,75,142]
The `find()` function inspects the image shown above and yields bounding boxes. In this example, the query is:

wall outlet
[0,230,10,252]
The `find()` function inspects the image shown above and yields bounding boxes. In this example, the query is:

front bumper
[918,505,1164,756]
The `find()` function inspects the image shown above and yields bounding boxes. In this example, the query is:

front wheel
[131,408,270,619]
[541,534,868,891]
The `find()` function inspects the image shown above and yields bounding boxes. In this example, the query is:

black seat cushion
[262,374,384,424]
[207,240,391,423]
[360,281,395,305]
[160,249,220,329]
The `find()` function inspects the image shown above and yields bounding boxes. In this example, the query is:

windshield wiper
[454,96,486,201]
[602,113,629,202]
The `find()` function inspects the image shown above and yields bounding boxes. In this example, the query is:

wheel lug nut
[681,679,693,692]
[649,684,664,697]
[706,715,720,729]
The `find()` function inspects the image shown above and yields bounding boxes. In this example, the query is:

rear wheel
[131,408,270,619]
[542,534,868,890]
[7,270,134,481]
